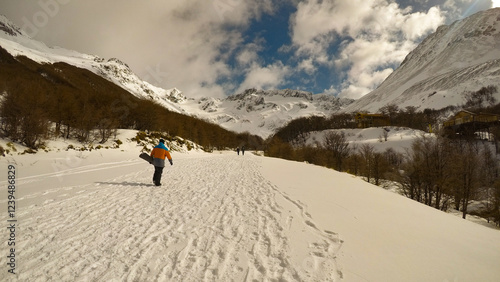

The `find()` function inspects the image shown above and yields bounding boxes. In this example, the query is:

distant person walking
[237,147,240,155]
[242,146,245,155]
[150,139,173,186]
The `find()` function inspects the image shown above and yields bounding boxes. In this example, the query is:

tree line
[395,135,500,219]
[0,47,263,150]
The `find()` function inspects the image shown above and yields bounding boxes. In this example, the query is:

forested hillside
[0,47,262,150]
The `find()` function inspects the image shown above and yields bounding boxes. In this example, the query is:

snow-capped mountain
[345,8,500,113]
[180,88,354,138]
[0,14,353,138]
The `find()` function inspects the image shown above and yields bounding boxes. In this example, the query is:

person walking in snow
[150,139,173,186]
[236,147,240,155]
[241,146,245,155]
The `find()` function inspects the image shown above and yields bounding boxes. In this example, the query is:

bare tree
[359,144,375,183]
[493,180,500,226]
[396,135,454,210]
[398,143,426,202]
[372,152,389,186]
[0,81,49,148]
[379,104,399,125]
[383,128,389,141]
[449,139,481,219]
[464,85,498,110]
[323,131,351,171]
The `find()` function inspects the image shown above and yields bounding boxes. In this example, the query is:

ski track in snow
[1,154,342,281]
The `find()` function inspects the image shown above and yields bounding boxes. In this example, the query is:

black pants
[153,166,164,185]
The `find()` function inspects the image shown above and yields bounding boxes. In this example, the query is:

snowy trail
[1,153,342,281]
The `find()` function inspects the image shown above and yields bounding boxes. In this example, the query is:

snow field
[1,128,499,282]
[305,127,427,153]
[0,152,342,281]
[260,156,500,282]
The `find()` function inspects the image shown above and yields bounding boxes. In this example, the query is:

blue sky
[1,0,498,99]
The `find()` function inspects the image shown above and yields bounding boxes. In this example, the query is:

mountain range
[2,8,500,138]
[0,14,354,138]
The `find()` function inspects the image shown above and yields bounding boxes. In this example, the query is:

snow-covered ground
[304,127,429,153]
[1,131,499,281]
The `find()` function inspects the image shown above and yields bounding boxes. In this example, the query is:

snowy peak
[228,88,314,101]
[224,88,352,110]
[164,88,186,103]
[223,88,316,114]
[181,88,354,138]
[346,8,500,113]
[0,15,23,37]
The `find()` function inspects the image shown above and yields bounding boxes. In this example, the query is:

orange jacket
[151,146,172,160]
[150,143,172,167]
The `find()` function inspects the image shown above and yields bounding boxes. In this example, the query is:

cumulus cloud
[237,62,290,92]
[338,68,395,99]
[297,58,316,74]
[133,0,280,98]
[402,7,446,39]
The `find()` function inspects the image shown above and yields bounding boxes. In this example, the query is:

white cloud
[237,49,259,66]
[235,38,266,68]
[237,62,290,92]
[338,84,373,100]
[135,0,290,98]
[401,6,445,40]
[321,85,339,96]
[297,58,316,74]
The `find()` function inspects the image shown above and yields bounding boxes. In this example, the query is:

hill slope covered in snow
[346,8,500,113]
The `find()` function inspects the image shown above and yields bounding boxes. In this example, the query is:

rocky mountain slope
[180,88,353,138]
[345,8,500,113]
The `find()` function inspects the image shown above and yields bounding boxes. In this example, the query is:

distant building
[355,113,390,128]
[443,110,500,138]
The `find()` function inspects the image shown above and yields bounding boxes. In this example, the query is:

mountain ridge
[179,88,353,137]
